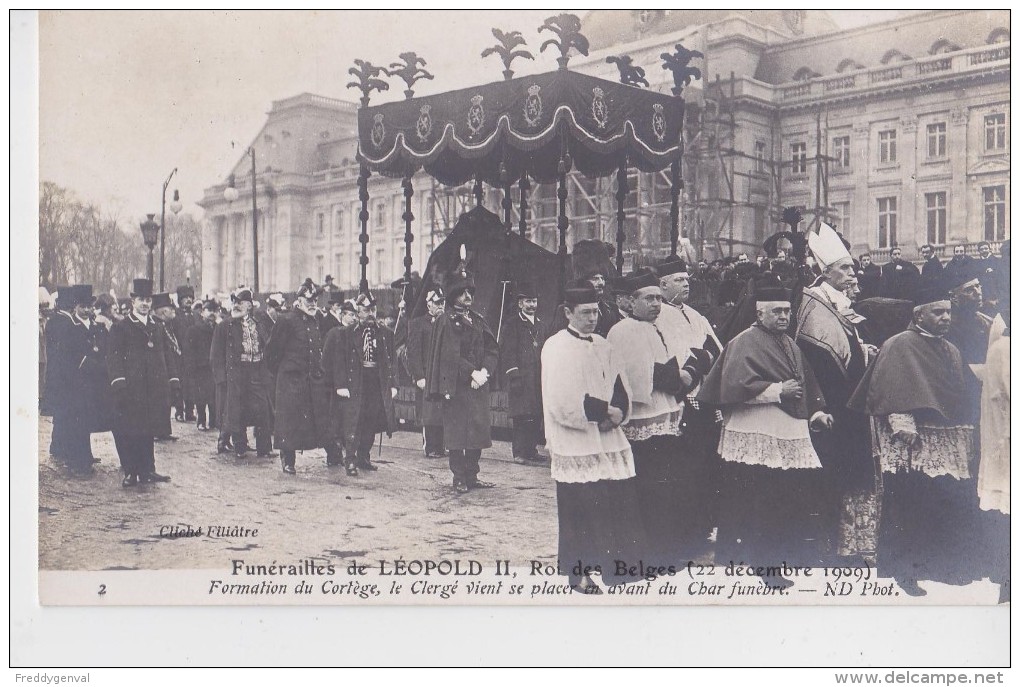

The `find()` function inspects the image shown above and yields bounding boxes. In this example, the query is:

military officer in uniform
[210,288,274,459]
[499,282,547,465]
[265,278,341,474]
[107,278,178,486]
[426,271,500,494]
[324,292,398,475]
[406,288,446,459]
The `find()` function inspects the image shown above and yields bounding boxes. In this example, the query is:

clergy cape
[657,302,722,391]
[847,327,968,424]
[698,324,824,420]
[795,286,860,377]
[541,328,634,483]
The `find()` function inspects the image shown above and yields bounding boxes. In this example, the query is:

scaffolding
[686,72,837,259]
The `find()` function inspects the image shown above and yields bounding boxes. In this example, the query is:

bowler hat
[515,281,538,299]
[130,278,154,298]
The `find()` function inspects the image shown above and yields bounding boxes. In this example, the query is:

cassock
[848,325,980,588]
[655,301,723,558]
[881,260,920,300]
[921,256,944,281]
[796,282,879,561]
[697,323,828,571]
[542,326,644,585]
[606,316,689,565]
[857,263,883,300]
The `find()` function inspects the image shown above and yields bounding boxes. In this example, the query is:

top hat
[176,286,195,300]
[151,292,174,310]
[515,281,538,299]
[71,284,95,306]
[130,279,154,298]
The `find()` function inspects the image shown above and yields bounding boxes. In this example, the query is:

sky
[35,10,904,224]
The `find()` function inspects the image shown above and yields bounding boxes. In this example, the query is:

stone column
[899,115,918,256]
[851,121,871,251]
[947,106,969,244]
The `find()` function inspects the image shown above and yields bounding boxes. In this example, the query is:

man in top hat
[107,278,179,486]
[210,287,274,459]
[406,287,447,459]
[500,281,549,466]
[848,281,982,596]
[698,286,833,587]
[323,291,398,475]
[606,268,698,565]
[151,292,183,440]
[919,244,944,282]
[266,278,340,474]
[42,285,75,457]
[880,247,921,300]
[541,284,645,592]
[173,285,197,422]
[44,284,103,473]
[186,300,219,431]
[654,257,724,558]
[426,270,500,494]
[796,223,879,564]
[974,241,1005,309]
[319,290,347,338]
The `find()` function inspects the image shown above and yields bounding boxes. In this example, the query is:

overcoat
[107,313,177,436]
[185,319,215,408]
[265,309,332,450]
[426,309,499,450]
[172,307,196,401]
[46,312,110,434]
[209,316,272,434]
[405,313,443,425]
[499,311,547,418]
[84,321,116,433]
[323,322,397,446]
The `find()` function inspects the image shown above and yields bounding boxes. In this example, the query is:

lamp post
[140,214,160,282]
[159,168,181,291]
[223,146,258,294]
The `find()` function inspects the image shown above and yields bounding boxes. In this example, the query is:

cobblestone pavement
[38,417,559,571]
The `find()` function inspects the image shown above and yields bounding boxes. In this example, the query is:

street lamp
[140,214,160,282]
[159,167,180,291]
[223,146,259,294]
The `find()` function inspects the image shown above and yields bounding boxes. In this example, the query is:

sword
[495,280,511,343]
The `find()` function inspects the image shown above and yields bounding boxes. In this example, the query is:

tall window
[832,201,851,237]
[983,185,1006,241]
[832,136,851,169]
[334,206,344,237]
[925,192,947,245]
[878,129,897,164]
[316,212,325,238]
[877,197,897,248]
[315,255,324,282]
[754,140,767,173]
[790,141,807,174]
[375,201,388,232]
[926,123,947,159]
[984,113,1006,151]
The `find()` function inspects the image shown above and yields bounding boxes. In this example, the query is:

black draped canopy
[357,70,683,184]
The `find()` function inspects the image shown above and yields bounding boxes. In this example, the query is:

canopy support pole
[473,176,484,207]
[357,164,371,294]
[615,163,628,276]
[500,164,512,234]
[669,160,681,259]
[557,149,571,299]
[401,175,415,293]
[518,174,530,238]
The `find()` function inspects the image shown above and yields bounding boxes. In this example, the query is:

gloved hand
[391,387,398,399]
[336,388,351,398]
[470,369,489,389]
[416,379,426,390]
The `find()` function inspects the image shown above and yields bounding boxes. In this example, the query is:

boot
[217,434,230,454]
[281,451,296,475]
